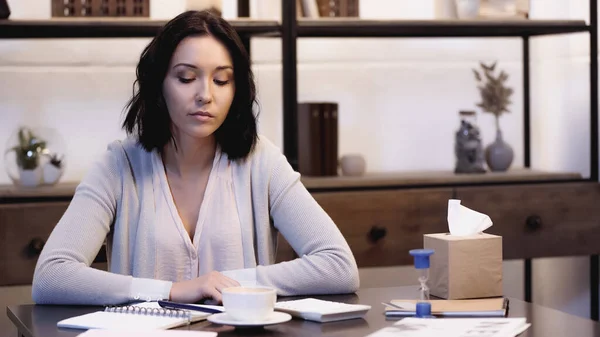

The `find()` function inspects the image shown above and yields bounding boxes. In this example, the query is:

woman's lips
[190,111,214,121]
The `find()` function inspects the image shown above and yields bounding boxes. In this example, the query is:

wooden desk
[7,286,600,337]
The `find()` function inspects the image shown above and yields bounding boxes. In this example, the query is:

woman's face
[162,34,235,141]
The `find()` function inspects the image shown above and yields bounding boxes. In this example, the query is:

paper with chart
[366,317,530,337]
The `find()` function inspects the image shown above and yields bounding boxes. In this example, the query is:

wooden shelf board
[0,18,589,39]
[0,182,78,199]
[301,168,584,190]
[296,19,589,37]
[0,169,586,198]
[0,18,280,38]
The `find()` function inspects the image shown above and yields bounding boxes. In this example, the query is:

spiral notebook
[57,302,211,331]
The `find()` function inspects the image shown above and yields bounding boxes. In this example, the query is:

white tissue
[447,199,493,236]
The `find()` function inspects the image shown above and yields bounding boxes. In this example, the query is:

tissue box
[424,233,503,300]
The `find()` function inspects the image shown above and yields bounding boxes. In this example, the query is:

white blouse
[151,147,246,281]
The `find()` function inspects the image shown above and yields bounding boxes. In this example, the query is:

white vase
[43,164,63,185]
[455,0,481,19]
[19,168,41,187]
[340,154,367,177]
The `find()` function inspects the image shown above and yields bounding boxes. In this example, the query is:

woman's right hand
[169,271,240,303]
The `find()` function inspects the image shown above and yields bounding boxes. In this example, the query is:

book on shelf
[297,102,323,176]
[316,0,359,17]
[321,102,338,176]
[299,0,360,18]
[301,0,320,18]
[297,102,339,177]
[384,297,509,318]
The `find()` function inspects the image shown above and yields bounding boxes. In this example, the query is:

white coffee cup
[221,287,277,322]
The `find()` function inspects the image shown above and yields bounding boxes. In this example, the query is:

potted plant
[473,61,515,172]
[43,152,64,185]
[7,127,47,187]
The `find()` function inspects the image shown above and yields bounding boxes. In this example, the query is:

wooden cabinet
[0,202,68,286]
[299,181,600,268]
[3,181,600,284]
[0,202,107,286]
[455,182,600,259]
[311,188,453,266]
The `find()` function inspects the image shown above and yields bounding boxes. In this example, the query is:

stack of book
[298,0,359,18]
[297,102,338,177]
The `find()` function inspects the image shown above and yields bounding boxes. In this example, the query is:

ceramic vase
[42,164,64,186]
[485,129,514,172]
[340,154,366,176]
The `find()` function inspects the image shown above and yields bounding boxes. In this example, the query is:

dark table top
[7,285,600,337]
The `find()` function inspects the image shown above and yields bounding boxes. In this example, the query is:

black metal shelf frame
[281,0,599,321]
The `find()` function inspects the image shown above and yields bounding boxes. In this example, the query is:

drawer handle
[27,238,46,257]
[525,215,542,231]
[368,226,387,243]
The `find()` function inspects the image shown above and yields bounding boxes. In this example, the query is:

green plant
[472,61,514,131]
[10,127,47,170]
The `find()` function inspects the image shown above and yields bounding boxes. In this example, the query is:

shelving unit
[301,168,583,191]
[0,18,280,39]
[282,5,597,183]
[1,0,600,321]
[280,0,599,321]
[295,18,590,37]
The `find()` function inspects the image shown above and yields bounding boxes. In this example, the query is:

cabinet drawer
[456,182,600,259]
[312,188,453,267]
[0,202,70,286]
[0,202,109,286]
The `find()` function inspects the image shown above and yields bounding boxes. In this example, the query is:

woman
[31,10,359,306]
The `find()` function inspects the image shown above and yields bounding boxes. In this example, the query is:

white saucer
[207,312,292,328]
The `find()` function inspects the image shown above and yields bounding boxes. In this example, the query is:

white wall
[1,0,597,319]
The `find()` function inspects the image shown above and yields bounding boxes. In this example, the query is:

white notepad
[57,301,211,331]
[274,298,371,322]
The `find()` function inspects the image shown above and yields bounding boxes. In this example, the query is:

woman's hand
[169,271,241,303]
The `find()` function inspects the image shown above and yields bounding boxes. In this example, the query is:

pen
[158,300,224,314]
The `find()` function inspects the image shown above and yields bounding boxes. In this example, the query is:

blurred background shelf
[0,168,584,199]
[301,169,584,191]
[0,18,588,39]
[0,182,78,202]
[0,18,280,38]
[296,19,590,37]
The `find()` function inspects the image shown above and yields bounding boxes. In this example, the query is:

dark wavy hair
[122,10,258,160]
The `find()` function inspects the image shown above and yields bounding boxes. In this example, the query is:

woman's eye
[178,77,195,83]
[214,79,229,86]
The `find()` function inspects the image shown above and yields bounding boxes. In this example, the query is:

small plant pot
[43,164,63,185]
[19,168,42,187]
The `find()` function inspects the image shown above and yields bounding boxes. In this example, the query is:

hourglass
[409,248,435,318]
